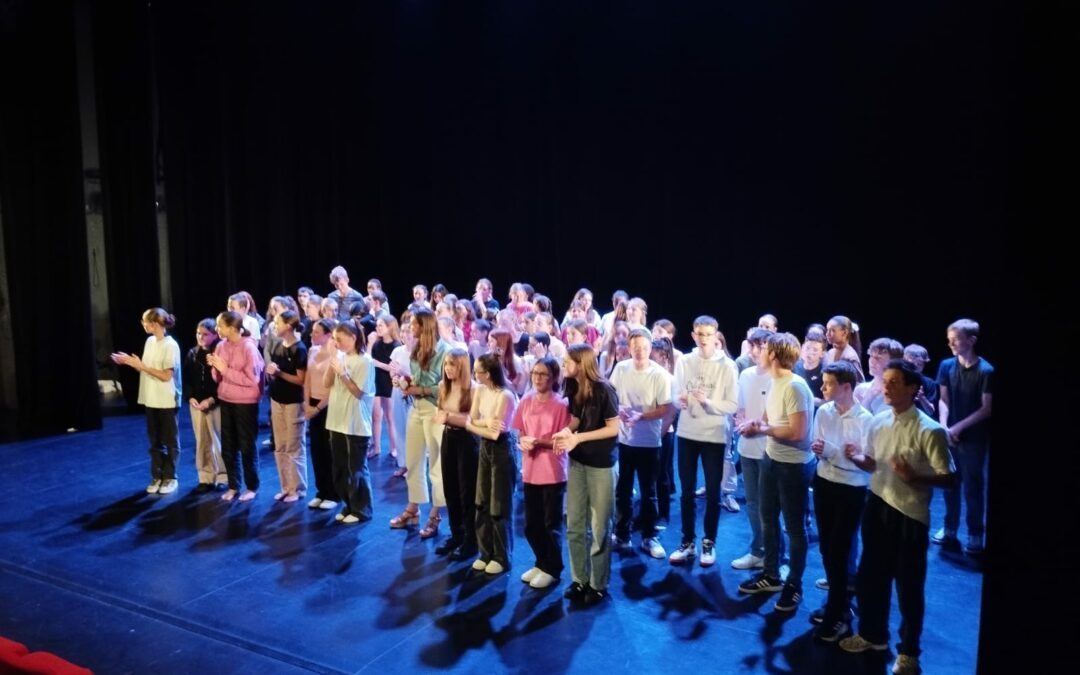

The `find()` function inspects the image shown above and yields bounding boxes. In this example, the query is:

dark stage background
[5,0,1010,430]
[3,1,1047,670]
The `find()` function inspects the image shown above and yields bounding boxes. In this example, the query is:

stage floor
[0,407,982,674]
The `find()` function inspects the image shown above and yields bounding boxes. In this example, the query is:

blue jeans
[760,454,813,587]
[566,459,615,592]
[943,439,988,538]
[741,456,765,557]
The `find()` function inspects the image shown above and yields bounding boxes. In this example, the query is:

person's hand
[265,363,279,377]
[303,403,318,420]
[206,353,226,372]
[111,352,142,370]
[811,439,825,456]
[486,418,506,433]
[843,443,866,464]
[946,426,961,446]
[891,457,915,482]
[739,419,762,437]
[519,436,536,452]
[553,430,579,453]
[389,361,403,377]
[691,388,708,404]
[330,356,345,376]
[434,409,449,425]
[676,392,690,409]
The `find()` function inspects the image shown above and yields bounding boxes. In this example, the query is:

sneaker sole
[774,601,800,612]
[841,640,889,653]
[739,585,782,595]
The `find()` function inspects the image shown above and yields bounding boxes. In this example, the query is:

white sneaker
[521,567,542,583]
[318,500,338,510]
[146,480,162,493]
[157,479,178,495]
[816,577,830,590]
[731,553,764,570]
[307,498,323,509]
[341,514,360,524]
[641,538,666,560]
[484,560,505,575]
[472,558,488,571]
[529,571,556,588]
[668,541,696,564]
[700,539,717,567]
[695,486,706,497]
[721,494,741,513]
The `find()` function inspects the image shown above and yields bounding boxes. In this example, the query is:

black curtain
[92,0,161,409]
[0,0,101,438]
[150,0,1004,362]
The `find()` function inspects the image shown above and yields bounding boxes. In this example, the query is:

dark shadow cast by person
[73,492,157,532]
[418,577,510,669]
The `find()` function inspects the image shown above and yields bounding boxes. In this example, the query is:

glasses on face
[693,331,716,339]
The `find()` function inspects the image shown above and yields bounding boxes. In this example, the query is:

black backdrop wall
[0,0,102,437]
[0,0,1010,432]
[140,0,1005,364]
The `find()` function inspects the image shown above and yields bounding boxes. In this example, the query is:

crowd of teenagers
[109,266,992,675]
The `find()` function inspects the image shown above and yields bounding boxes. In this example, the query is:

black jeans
[813,474,866,622]
[329,431,372,518]
[524,482,566,576]
[657,430,676,522]
[220,401,260,491]
[677,438,725,543]
[857,493,929,657]
[615,443,660,540]
[475,434,514,566]
[307,399,338,502]
[146,407,179,480]
[441,426,479,547]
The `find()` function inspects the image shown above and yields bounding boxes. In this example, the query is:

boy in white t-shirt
[730,328,774,570]
[609,329,674,560]
[737,333,814,613]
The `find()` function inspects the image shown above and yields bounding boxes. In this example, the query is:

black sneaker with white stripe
[738,573,784,594]
[814,617,850,643]
[774,583,802,612]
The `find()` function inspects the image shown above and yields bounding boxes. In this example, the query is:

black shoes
[563,581,589,602]
[449,543,478,561]
[563,581,606,608]
[435,538,461,556]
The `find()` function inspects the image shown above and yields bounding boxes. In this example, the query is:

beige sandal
[390,507,420,529]
[419,512,442,539]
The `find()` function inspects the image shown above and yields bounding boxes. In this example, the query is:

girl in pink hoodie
[208,311,265,502]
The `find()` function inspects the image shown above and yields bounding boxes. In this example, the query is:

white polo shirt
[865,405,954,525]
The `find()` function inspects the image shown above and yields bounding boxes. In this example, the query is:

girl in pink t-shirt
[511,355,571,589]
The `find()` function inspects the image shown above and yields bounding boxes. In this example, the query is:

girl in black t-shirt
[370,316,403,460]
[266,310,309,503]
[552,344,619,607]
